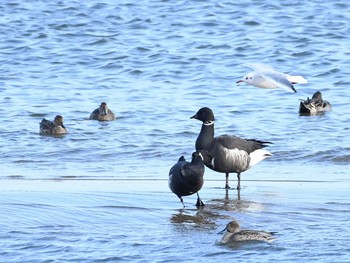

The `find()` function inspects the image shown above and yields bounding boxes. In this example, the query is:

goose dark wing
[216,135,270,154]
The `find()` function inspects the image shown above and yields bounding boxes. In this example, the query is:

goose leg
[195,192,205,207]
[179,196,185,208]
[225,173,230,189]
[237,172,241,190]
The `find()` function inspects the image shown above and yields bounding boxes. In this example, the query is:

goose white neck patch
[198,152,204,161]
[204,121,214,126]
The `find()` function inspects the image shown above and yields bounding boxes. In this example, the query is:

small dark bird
[39,115,67,135]
[299,91,332,115]
[218,220,277,243]
[168,151,212,207]
[89,102,116,121]
[191,107,272,189]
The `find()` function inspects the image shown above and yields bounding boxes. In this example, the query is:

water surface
[1,0,349,261]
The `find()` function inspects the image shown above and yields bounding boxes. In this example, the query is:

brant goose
[89,102,116,121]
[236,63,307,93]
[39,115,67,135]
[191,107,272,189]
[299,91,332,115]
[218,220,277,243]
[168,151,212,207]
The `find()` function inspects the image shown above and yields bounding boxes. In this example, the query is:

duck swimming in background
[218,220,277,243]
[168,151,212,208]
[299,91,332,115]
[89,102,116,121]
[236,63,308,93]
[39,115,67,135]
[191,107,272,189]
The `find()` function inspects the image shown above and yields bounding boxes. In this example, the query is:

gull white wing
[243,63,276,72]
[261,71,297,93]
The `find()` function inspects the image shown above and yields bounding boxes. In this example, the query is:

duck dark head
[312,91,322,100]
[99,102,108,115]
[190,107,215,125]
[54,115,65,128]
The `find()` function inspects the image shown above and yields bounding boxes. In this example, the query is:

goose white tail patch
[248,149,272,168]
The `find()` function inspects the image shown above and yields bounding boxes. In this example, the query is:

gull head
[236,72,255,85]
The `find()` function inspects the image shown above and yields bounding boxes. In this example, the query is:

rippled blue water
[1,0,350,262]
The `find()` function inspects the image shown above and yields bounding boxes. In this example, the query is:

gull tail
[287,75,308,84]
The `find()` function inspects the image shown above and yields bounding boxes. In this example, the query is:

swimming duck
[299,91,332,115]
[39,115,67,135]
[218,220,277,243]
[168,151,212,207]
[89,102,116,121]
[191,107,272,189]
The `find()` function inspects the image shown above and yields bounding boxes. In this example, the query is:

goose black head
[190,107,215,124]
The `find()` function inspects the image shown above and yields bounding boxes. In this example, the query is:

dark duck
[89,102,116,121]
[299,91,332,115]
[39,115,67,135]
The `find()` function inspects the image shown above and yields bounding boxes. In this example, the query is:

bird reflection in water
[170,208,220,231]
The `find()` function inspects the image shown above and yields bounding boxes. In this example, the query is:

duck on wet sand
[191,107,272,189]
[39,115,67,135]
[89,102,116,121]
[168,151,212,208]
[299,91,332,115]
[218,220,277,243]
